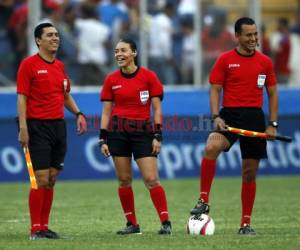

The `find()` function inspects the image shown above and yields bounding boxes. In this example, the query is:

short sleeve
[148,70,164,100]
[62,63,71,93]
[17,60,32,96]
[100,75,113,101]
[209,55,227,85]
[265,58,277,87]
[65,78,71,93]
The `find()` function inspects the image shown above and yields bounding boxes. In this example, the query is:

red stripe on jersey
[100,67,163,120]
[209,49,277,108]
[17,54,70,119]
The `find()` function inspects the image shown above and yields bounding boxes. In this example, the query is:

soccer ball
[186,214,215,236]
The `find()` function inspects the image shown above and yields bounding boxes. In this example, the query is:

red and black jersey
[17,54,71,119]
[209,49,277,108]
[101,67,163,120]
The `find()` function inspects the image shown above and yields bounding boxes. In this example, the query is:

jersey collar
[37,53,55,64]
[120,66,140,78]
[234,48,256,57]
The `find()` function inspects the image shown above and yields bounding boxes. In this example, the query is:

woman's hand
[152,139,161,155]
[99,140,111,157]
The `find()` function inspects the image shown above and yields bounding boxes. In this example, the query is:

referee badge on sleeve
[257,74,266,88]
[140,90,149,104]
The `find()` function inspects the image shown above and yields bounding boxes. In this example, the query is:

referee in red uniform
[99,38,171,235]
[17,23,87,240]
[190,17,278,235]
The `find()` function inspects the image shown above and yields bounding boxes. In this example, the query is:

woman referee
[99,38,171,235]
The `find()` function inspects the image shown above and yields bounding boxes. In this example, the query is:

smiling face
[114,41,136,68]
[236,24,258,54]
[36,26,60,54]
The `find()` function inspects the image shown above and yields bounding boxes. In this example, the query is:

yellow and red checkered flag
[23,146,38,189]
[226,126,292,142]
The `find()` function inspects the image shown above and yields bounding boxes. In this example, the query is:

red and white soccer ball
[186,214,215,236]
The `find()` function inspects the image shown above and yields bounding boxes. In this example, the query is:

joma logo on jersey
[112,85,122,90]
[37,70,48,74]
[228,64,240,68]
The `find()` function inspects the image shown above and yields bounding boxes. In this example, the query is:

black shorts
[107,117,155,160]
[27,119,67,170]
[217,107,267,159]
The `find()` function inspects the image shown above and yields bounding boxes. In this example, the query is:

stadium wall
[1,87,300,182]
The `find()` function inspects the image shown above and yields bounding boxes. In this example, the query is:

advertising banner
[1,115,299,182]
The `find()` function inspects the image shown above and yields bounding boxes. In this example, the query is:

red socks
[29,188,44,233]
[200,157,256,226]
[200,158,216,203]
[40,188,54,231]
[241,181,256,226]
[118,186,169,225]
[29,188,54,233]
[118,186,137,225]
[150,185,169,222]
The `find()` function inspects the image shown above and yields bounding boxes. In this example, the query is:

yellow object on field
[23,146,38,189]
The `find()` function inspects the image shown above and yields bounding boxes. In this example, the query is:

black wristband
[98,139,107,147]
[76,111,85,118]
[154,133,163,142]
[154,124,162,134]
[99,128,108,141]
[153,124,163,141]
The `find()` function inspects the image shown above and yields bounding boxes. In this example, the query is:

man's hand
[214,117,226,131]
[265,126,277,140]
[18,127,29,147]
[77,114,87,135]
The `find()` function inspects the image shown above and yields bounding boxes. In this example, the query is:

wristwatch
[268,121,278,128]
[76,111,85,118]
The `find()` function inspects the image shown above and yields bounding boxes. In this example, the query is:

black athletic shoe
[43,229,60,239]
[158,221,172,235]
[238,224,256,236]
[190,199,210,215]
[117,222,141,235]
[29,231,46,240]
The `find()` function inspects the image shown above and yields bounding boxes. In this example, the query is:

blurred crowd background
[1,0,300,87]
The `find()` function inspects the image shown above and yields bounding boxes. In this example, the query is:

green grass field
[0,176,300,250]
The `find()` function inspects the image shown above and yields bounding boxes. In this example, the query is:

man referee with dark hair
[190,17,278,235]
[17,22,87,240]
